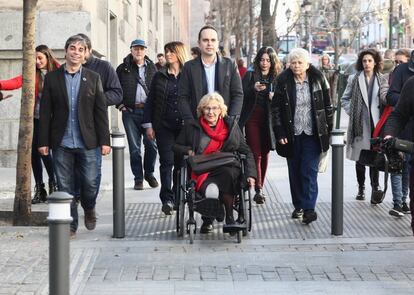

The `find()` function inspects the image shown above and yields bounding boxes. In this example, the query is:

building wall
[0,0,189,167]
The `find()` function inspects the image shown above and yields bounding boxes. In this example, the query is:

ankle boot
[371,185,385,205]
[48,180,58,195]
[355,185,365,201]
[32,183,47,204]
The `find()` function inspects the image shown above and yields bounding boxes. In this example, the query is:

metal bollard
[331,129,345,236]
[111,131,126,238]
[48,192,73,295]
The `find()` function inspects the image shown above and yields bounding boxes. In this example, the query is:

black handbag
[188,152,240,175]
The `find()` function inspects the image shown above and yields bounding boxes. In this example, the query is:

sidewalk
[1,113,414,294]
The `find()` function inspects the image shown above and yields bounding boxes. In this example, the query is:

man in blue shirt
[38,35,110,238]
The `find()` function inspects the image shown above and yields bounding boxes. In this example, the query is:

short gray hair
[64,34,87,50]
[288,48,310,64]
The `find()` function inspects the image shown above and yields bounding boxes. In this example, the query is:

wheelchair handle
[394,138,414,154]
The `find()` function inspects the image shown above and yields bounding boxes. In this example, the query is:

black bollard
[331,129,345,236]
[48,191,73,295]
[111,131,126,238]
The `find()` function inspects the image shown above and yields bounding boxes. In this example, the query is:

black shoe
[161,202,173,216]
[389,204,405,217]
[225,216,236,236]
[253,189,266,205]
[48,180,58,195]
[134,180,143,190]
[402,202,410,214]
[31,183,47,204]
[144,175,159,188]
[291,208,304,219]
[371,186,385,205]
[355,185,365,201]
[200,221,214,234]
[302,210,317,225]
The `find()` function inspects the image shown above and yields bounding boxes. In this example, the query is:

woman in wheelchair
[174,92,256,234]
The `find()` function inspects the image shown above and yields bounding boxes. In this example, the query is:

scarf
[191,116,229,191]
[348,72,365,143]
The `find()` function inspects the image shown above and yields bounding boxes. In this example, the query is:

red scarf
[191,117,229,191]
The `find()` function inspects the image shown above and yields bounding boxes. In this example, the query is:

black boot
[48,180,58,195]
[32,183,47,204]
[371,185,385,205]
[355,185,365,201]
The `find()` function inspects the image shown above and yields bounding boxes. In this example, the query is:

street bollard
[111,131,126,238]
[48,191,73,295]
[331,129,345,236]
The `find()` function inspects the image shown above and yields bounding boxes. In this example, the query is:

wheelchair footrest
[193,198,225,219]
[223,223,246,233]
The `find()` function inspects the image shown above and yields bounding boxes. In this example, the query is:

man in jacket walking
[116,39,158,190]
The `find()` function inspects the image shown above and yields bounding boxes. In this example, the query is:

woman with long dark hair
[143,41,189,215]
[0,45,60,203]
[240,46,282,204]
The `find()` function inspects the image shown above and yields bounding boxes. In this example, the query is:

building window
[123,1,130,23]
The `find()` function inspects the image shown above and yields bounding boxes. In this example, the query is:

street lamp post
[285,8,292,53]
[301,0,312,53]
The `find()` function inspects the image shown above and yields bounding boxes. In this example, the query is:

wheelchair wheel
[188,224,195,244]
[243,188,252,236]
[178,192,185,237]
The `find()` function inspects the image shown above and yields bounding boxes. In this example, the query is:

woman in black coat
[143,41,189,215]
[240,46,282,204]
[174,92,256,234]
[272,48,333,225]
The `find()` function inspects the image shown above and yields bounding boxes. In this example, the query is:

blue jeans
[391,153,410,206]
[122,109,157,181]
[155,125,181,204]
[287,133,321,210]
[53,146,99,231]
[74,148,102,199]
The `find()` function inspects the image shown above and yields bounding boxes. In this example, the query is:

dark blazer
[39,66,110,150]
[239,70,277,150]
[178,55,243,121]
[173,117,257,179]
[271,65,333,158]
[116,54,157,109]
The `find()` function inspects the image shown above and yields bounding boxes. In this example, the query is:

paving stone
[200,272,216,280]
[245,265,261,275]
[247,274,263,281]
[184,274,201,281]
[387,272,409,281]
[326,272,345,281]
[231,273,248,281]
[307,266,325,275]
[359,272,378,281]
[276,267,294,275]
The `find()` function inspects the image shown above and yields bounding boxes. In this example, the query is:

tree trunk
[247,0,254,66]
[260,0,278,47]
[13,0,38,226]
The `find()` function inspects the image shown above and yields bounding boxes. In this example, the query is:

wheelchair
[175,152,252,244]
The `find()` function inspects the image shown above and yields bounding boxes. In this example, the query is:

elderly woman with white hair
[271,48,333,225]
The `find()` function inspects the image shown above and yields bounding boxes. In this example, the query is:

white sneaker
[205,183,219,199]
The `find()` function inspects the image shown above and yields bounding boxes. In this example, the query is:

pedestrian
[319,54,338,107]
[142,41,189,215]
[178,25,244,232]
[190,47,201,59]
[0,45,59,204]
[272,48,333,224]
[237,58,247,78]
[384,48,412,217]
[38,35,111,238]
[239,46,282,204]
[73,33,122,205]
[155,53,166,70]
[383,77,414,235]
[341,48,388,204]
[116,39,159,190]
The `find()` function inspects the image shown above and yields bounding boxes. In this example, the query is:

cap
[130,39,147,48]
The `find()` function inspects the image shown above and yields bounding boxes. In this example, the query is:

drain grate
[125,201,412,240]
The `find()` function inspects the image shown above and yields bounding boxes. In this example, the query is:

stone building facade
[0,0,189,167]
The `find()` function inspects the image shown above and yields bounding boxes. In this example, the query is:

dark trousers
[408,166,414,235]
[74,148,102,199]
[32,119,55,185]
[53,146,98,231]
[155,125,181,204]
[245,106,270,189]
[287,133,321,210]
[355,161,379,188]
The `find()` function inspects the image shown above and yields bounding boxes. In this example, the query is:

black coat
[271,65,333,158]
[239,70,277,150]
[39,66,110,149]
[116,54,157,108]
[173,117,257,179]
[84,56,123,106]
[143,67,182,130]
[178,55,243,121]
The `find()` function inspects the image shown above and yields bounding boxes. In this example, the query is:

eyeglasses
[203,106,220,113]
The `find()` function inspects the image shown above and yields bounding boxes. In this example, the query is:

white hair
[288,48,311,64]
